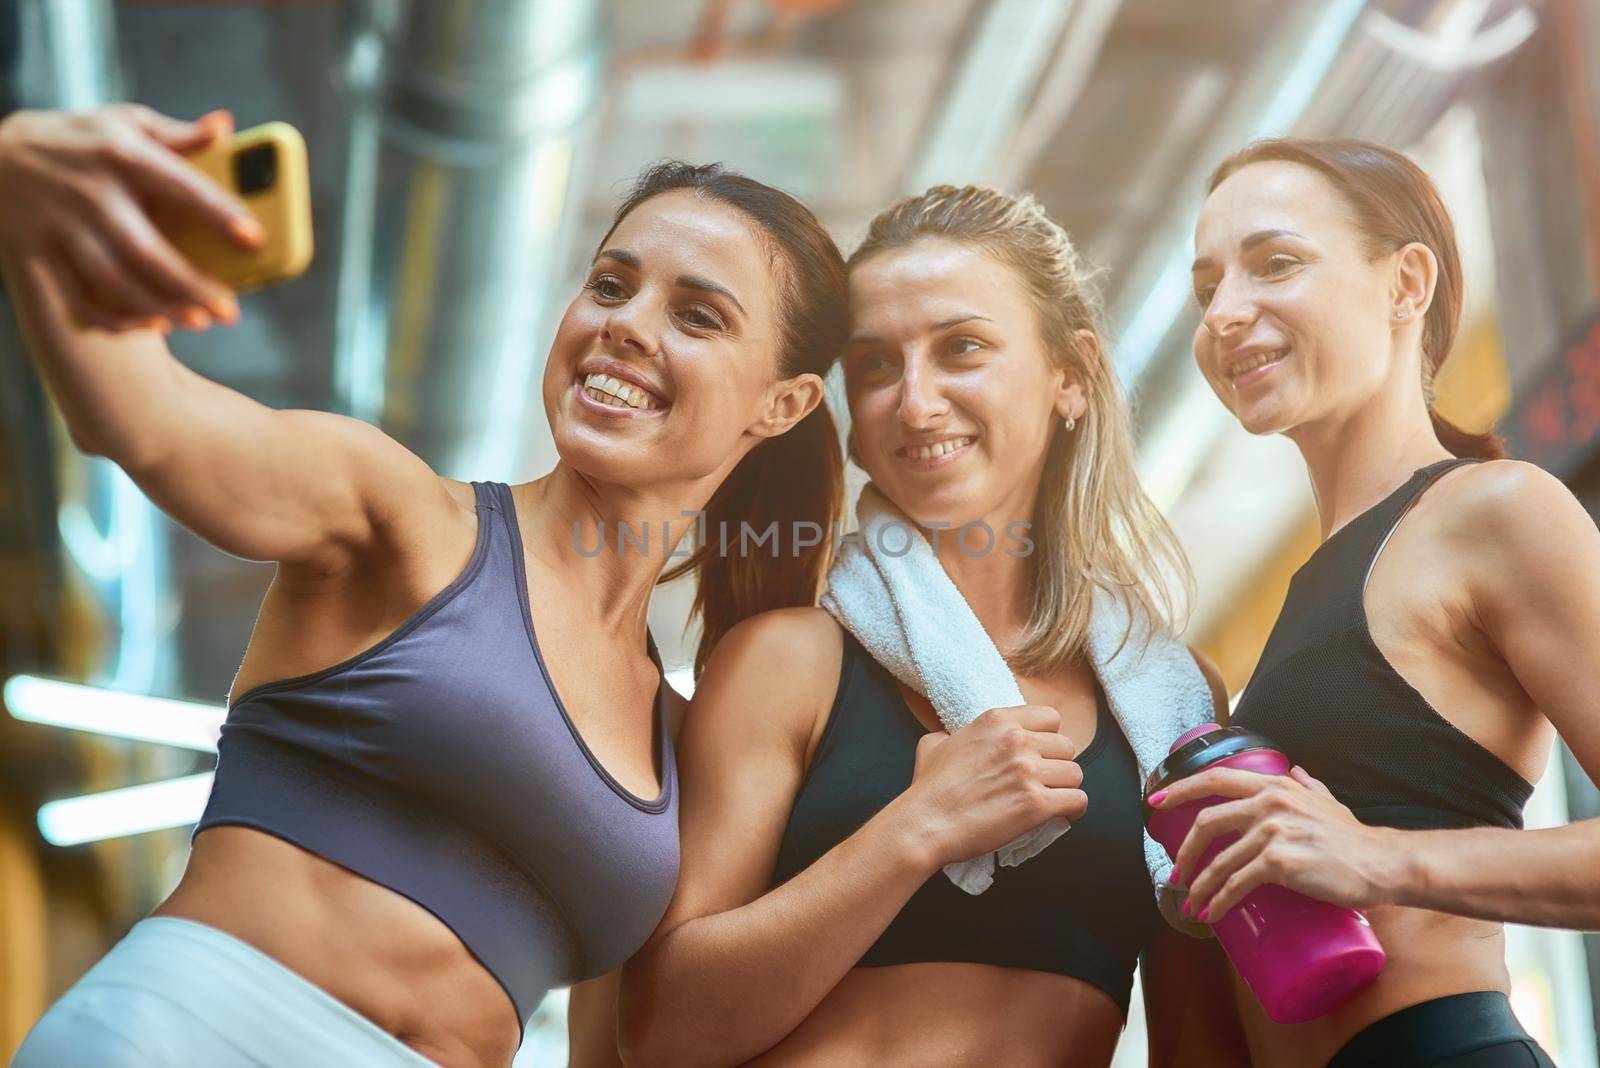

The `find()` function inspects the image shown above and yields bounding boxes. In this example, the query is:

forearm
[2,250,411,563]
[620,795,937,1068]
[2,251,194,464]
[1387,817,1600,929]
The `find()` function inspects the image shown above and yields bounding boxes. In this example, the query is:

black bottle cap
[1142,726,1282,820]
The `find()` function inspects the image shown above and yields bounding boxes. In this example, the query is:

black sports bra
[769,632,1158,1013]
[1231,459,1533,831]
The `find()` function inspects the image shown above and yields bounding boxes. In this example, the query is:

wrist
[874,792,946,879]
[1372,826,1426,907]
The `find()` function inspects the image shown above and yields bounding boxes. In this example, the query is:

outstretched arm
[0,105,448,572]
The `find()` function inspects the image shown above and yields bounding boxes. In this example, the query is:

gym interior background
[1,1,1598,1064]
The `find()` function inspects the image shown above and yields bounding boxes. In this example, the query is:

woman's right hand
[901,704,1087,867]
[0,104,264,333]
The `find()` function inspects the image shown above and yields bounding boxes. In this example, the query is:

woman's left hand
[1153,766,1401,923]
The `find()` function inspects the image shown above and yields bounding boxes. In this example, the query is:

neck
[516,462,710,640]
[1288,378,1452,541]
[928,490,1038,653]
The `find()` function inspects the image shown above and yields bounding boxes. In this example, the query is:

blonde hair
[850,185,1193,671]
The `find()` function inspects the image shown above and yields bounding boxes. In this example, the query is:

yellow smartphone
[161,121,313,293]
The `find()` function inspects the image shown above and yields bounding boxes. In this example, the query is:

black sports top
[1232,459,1534,831]
[770,632,1158,1014]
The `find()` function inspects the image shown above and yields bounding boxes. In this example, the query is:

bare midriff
[1235,904,1509,1068]
[744,961,1125,1068]
[155,826,521,1068]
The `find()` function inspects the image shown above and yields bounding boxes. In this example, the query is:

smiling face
[543,189,791,489]
[1191,160,1412,438]
[844,238,1084,529]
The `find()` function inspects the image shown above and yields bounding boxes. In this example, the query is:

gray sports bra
[196,481,679,1028]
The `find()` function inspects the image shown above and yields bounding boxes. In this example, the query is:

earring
[1394,306,1412,321]
[1065,413,1077,432]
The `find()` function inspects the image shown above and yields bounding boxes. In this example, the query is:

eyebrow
[1191,229,1306,273]
[594,249,747,317]
[678,274,746,316]
[848,314,992,347]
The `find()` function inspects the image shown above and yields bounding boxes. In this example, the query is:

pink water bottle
[1144,724,1386,1024]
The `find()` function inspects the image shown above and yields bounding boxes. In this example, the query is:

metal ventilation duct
[338,0,607,480]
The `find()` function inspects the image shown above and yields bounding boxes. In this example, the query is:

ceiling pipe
[905,0,1079,192]
[9,0,122,109]
[990,0,1123,192]
[336,0,607,480]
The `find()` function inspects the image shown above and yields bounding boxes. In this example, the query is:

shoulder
[714,605,846,665]
[1434,458,1573,522]
[367,472,480,565]
[1432,459,1593,564]
[687,607,847,748]
[283,409,442,499]
[1187,645,1231,725]
[1419,460,1600,626]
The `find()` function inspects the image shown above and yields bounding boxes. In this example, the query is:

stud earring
[1395,306,1412,321]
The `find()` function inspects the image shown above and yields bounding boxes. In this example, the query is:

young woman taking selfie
[1,105,846,1068]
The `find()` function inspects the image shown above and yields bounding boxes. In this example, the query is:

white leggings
[13,916,442,1067]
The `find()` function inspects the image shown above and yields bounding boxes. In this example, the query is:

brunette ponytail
[1430,409,1506,460]
[667,407,843,674]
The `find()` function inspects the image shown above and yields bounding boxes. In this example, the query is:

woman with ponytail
[618,185,1249,1067]
[3,103,845,1068]
[1165,139,1600,1066]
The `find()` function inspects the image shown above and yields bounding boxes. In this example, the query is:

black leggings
[1327,992,1556,1067]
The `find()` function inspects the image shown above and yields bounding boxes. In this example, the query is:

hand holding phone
[0,105,306,334]
[159,121,313,295]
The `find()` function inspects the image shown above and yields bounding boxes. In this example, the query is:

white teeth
[1229,350,1287,380]
[907,436,973,461]
[582,372,661,411]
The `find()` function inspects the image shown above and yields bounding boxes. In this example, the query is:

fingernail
[209,296,239,325]
[1181,900,1192,916]
[1198,906,1211,922]
[228,216,267,246]
[180,306,211,331]
[144,316,172,334]
[1168,867,1180,885]
[1148,790,1168,807]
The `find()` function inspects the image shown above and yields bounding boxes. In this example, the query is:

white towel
[821,483,1209,930]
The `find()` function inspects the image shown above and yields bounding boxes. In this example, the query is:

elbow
[64,422,109,459]
[616,965,711,1068]
[620,1035,721,1068]
[615,971,675,1068]
[615,1023,664,1068]
[617,1016,679,1067]
[81,429,171,482]
[619,1012,746,1068]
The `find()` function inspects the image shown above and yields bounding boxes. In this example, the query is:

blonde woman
[617,187,1247,1067]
